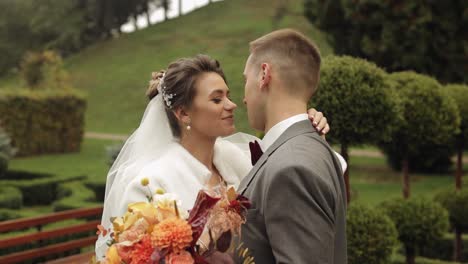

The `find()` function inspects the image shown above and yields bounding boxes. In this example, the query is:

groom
[236,29,347,263]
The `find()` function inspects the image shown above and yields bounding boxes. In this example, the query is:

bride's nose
[224,98,237,110]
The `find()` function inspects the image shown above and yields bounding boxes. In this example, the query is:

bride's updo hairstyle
[146,54,227,138]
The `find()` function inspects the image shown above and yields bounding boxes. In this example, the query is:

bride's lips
[222,115,234,122]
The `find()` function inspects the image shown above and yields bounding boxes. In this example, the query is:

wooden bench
[0,207,102,264]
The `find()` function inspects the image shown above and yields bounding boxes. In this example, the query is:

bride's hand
[308,108,330,138]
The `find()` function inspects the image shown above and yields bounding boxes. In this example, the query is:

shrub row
[0,88,86,156]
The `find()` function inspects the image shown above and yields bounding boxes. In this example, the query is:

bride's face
[187,72,237,138]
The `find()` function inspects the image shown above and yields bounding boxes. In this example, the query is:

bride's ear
[174,107,190,124]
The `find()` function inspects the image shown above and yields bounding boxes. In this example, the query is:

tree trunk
[455,144,463,190]
[405,246,415,264]
[133,15,139,30]
[454,228,462,262]
[146,11,151,26]
[163,0,169,21]
[402,158,410,199]
[179,0,182,16]
[340,144,350,204]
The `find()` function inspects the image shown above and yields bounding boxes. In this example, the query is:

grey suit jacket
[237,120,347,264]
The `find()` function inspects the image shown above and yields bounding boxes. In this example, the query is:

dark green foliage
[419,234,468,262]
[0,209,22,221]
[0,175,86,205]
[20,51,69,89]
[310,55,400,201]
[0,126,16,177]
[445,84,468,144]
[380,72,460,173]
[304,0,468,83]
[347,203,398,264]
[85,180,106,202]
[0,0,165,75]
[434,189,468,233]
[311,55,399,148]
[53,181,101,211]
[381,197,450,261]
[0,186,22,209]
[0,88,86,156]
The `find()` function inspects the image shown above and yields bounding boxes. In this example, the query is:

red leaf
[188,190,221,246]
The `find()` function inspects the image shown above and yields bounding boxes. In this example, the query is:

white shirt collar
[260,113,309,152]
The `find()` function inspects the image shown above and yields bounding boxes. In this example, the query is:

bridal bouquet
[95,178,253,264]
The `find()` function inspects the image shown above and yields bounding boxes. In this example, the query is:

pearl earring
[186,124,191,130]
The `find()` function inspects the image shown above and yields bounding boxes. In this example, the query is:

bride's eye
[212,98,222,104]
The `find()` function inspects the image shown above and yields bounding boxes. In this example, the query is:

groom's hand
[308,108,330,138]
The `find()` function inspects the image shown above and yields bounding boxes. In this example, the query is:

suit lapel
[239,120,316,195]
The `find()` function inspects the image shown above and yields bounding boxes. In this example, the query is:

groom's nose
[243,98,247,105]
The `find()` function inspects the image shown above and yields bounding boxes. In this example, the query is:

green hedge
[347,203,398,264]
[0,186,22,209]
[391,254,459,264]
[0,174,86,205]
[53,181,101,211]
[419,234,468,262]
[0,208,22,221]
[85,180,106,202]
[0,88,86,156]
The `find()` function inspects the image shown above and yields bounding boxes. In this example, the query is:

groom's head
[243,29,321,131]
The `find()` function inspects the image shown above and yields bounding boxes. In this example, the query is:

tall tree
[304,0,468,84]
[380,72,460,199]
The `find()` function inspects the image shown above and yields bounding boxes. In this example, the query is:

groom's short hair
[249,29,321,98]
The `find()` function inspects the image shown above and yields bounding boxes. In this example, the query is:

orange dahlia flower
[151,218,193,253]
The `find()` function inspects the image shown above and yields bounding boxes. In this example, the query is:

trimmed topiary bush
[434,189,468,261]
[20,50,69,90]
[347,203,398,264]
[310,55,400,201]
[381,197,450,264]
[444,84,468,189]
[0,186,22,209]
[379,72,460,198]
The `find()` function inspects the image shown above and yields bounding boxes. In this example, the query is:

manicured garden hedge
[0,88,86,156]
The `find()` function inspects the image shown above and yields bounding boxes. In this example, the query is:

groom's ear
[260,63,272,90]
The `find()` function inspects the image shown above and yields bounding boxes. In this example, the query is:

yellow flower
[141,178,149,186]
[105,245,121,264]
[128,202,159,225]
[155,188,165,195]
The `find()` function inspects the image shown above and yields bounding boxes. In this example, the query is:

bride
[95,54,341,259]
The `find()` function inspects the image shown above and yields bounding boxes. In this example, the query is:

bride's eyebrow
[209,89,229,96]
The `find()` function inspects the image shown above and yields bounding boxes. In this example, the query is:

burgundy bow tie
[249,140,264,166]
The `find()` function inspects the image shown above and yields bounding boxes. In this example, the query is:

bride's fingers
[307,108,318,122]
[320,124,330,135]
[311,111,323,127]
[315,116,327,131]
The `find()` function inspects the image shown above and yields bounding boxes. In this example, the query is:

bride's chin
[221,126,236,137]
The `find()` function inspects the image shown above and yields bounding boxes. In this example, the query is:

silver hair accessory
[157,72,176,109]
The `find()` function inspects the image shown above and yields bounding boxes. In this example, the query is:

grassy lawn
[0,0,332,135]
